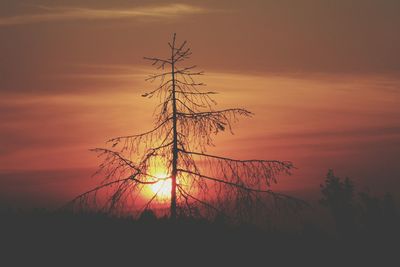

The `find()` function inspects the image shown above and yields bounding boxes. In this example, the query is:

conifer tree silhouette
[69,34,305,220]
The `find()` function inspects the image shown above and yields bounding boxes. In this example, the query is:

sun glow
[149,172,172,199]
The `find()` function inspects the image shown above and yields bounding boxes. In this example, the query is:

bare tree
[68,34,306,221]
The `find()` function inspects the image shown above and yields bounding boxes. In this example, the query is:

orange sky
[1,0,400,209]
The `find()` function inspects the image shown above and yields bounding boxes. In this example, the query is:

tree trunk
[170,34,178,219]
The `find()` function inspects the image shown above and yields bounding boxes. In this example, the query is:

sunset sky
[1,0,399,209]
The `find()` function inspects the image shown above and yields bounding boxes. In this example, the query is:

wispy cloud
[0,4,208,26]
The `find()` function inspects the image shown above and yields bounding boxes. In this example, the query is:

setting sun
[149,172,172,199]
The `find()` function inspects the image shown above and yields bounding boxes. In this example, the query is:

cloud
[0,3,207,26]
[263,126,400,141]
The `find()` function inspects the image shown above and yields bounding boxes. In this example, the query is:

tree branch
[107,118,172,144]
[177,169,307,206]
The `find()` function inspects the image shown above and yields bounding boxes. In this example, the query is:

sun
[149,172,172,199]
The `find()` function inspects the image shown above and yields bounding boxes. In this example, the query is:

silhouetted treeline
[320,169,399,239]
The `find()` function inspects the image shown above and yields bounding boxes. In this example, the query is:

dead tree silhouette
[68,34,306,221]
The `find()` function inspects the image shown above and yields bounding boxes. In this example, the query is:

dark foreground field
[1,210,398,266]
